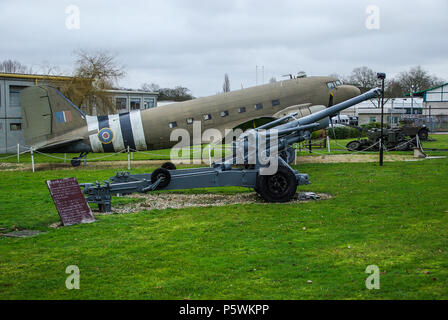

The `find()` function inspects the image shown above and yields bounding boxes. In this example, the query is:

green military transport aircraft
[19,76,360,164]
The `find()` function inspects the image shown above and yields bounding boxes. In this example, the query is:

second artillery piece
[345,119,429,152]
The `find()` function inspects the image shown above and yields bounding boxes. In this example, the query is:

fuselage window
[335,80,342,86]
[186,118,194,124]
[169,122,177,128]
[203,114,212,121]
[272,99,280,107]
[327,82,335,89]
[238,107,246,113]
[221,110,229,117]
[255,103,263,110]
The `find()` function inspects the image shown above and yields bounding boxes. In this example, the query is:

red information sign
[46,177,95,226]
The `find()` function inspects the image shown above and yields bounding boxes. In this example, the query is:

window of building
[186,118,194,124]
[9,86,28,107]
[130,98,141,110]
[221,110,229,117]
[10,123,22,131]
[203,114,212,121]
[271,99,280,107]
[116,97,127,110]
[238,107,246,113]
[169,122,177,128]
[255,103,263,110]
[144,98,155,109]
[369,117,376,123]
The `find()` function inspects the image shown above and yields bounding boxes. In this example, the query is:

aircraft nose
[333,85,361,104]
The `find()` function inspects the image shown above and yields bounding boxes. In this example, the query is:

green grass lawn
[1,153,447,299]
[1,135,447,164]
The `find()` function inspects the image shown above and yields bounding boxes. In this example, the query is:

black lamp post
[377,73,386,166]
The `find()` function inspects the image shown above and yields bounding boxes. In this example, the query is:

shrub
[325,127,362,139]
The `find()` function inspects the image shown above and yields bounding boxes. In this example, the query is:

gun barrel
[256,112,299,130]
[297,88,381,126]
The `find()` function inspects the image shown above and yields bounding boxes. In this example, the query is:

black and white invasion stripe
[86,111,147,152]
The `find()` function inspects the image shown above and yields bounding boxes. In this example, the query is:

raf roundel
[98,128,114,144]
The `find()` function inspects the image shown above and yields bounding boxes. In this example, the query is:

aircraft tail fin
[20,85,86,149]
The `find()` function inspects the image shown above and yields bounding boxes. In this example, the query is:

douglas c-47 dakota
[20,76,361,166]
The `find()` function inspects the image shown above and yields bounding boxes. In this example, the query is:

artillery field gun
[81,88,381,212]
[345,119,429,152]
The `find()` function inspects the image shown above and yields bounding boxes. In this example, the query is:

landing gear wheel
[161,162,176,170]
[71,157,81,167]
[151,168,171,188]
[346,140,361,151]
[257,166,298,202]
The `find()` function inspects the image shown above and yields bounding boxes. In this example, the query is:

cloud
[0,0,447,96]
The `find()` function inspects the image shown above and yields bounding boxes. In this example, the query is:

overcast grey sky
[1,0,447,96]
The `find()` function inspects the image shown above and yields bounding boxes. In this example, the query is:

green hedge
[325,127,363,139]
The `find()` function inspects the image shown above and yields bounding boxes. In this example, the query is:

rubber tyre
[418,129,429,141]
[71,157,81,167]
[280,147,296,164]
[257,166,298,203]
[151,168,171,188]
[346,140,361,151]
[161,162,177,170]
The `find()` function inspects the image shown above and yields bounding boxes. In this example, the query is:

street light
[377,73,386,166]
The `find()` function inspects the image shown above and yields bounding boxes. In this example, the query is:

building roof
[404,82,448,97]
[103,89,158,95]
[0,72,73,81]
[358,108,405,115]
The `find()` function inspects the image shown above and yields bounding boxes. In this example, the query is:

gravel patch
[108,192,332,214]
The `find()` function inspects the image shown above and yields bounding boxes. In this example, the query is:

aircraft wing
[35,136,84,151]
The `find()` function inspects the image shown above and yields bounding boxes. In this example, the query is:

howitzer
[81,88,381,212]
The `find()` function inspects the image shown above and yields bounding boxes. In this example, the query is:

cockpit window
[327,80,343,89]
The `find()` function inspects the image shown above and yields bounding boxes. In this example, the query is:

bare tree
[385,79,404,98]
[158,86,194,101]
[397,65,444,94]
[58,50,125,115]
[39,61,62,76]
[141,82,160,92]
[223,73,230,92]
[346,66,378,91]
[0,59,30,73]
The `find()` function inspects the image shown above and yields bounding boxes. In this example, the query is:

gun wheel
[418,129,429,141]
[280,147,296,164]
[151,168,171,188]
[161,162,177,170]
[346,140,361,151]
[257,166,298,202]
